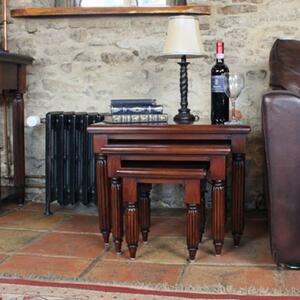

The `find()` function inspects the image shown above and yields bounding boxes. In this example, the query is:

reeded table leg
[139,183,151,243]
[212,180,225,255]
[186,203,201,262]
[232,153,245,247]
[96,154,111,245]
[111,177,123,254]
[125,202,139,259]
[199,182,206,242]
[185,180,202,262]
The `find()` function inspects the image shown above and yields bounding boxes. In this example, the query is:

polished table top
[87,120,251,135]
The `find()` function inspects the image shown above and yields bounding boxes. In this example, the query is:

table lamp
[163,15,202,124]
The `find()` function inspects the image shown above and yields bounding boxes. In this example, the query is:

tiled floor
[0,201,299,296]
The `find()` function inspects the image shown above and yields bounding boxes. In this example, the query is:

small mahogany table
[101,143,230,255]
[0,52,33,204]
[87,122,251,250]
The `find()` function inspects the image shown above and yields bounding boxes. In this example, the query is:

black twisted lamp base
[173,55,196,124]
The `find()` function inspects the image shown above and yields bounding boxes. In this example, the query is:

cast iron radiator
[45,112,104,215]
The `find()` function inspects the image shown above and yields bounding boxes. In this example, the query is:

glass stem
[231,99,236,121]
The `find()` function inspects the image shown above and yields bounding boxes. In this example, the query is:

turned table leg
[95,154,111,245]
[139,183,151,243]
[212,180,225,255]
[111,177,123,254]
[232,153,245,247]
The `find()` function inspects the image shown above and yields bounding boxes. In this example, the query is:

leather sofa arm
[263,90,300,104]
[262,88,300,266]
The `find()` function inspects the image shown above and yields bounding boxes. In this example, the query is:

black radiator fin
[46,112,103,207]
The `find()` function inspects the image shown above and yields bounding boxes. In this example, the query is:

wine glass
[226,73,245,124]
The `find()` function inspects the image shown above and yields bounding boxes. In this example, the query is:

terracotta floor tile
[84,260,183,285]
[0,210,68,231]
[0,229,41,253]
[194,236,273,266]
[55,215,99,234]
[22,202,98,216]
[20,232,104,259]
[181,265,279,290]
[104,237,188,264]
[150,217,185,237]
[282,270,300,290]
[0,254,91,278]
[52,203,98,216]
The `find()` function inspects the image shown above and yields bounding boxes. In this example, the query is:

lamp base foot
[174,112,196,124]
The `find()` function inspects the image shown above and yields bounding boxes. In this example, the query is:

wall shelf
[11,5,210,18]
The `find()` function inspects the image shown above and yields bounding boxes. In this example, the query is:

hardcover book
[111,99,157,107]
[104,113,168,124]
[111,105,163,115]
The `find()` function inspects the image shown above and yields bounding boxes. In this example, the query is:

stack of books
[104,99,168,124]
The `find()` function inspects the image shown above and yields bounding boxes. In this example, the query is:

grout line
[0,227,101,236]
[78,251,109,279]
[176,262,190,286]
[4,252,96,260]
[0,227,48,233]
[0,253,12,267]
[52,230,101,236]
[191,262,277,268]
[49,215,75,231]
[274,266,288,291]
[102,258,187,266]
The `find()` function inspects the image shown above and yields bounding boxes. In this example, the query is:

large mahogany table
[87,122,251,250]
[0,52,33,204]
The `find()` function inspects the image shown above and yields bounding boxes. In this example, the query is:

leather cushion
[269,39,300,98]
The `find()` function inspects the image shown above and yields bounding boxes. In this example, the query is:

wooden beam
[11,5,211,17]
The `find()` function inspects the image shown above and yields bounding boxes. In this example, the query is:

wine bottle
[211,41,229,124]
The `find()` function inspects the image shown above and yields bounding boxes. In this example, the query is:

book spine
[111,114,168,123]
[111,99,156,107]
[111,105,163,115]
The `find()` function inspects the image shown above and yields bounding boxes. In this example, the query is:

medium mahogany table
[87,122,251,250]
[0,52,33,204]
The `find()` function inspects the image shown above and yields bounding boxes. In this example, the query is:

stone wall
[5,0,300,207]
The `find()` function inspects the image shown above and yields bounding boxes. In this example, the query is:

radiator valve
[26,116,46,127]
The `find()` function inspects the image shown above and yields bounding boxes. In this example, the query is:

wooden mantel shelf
[11,5,210,18]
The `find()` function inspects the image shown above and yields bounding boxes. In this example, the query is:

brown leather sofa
[262,39,300,268]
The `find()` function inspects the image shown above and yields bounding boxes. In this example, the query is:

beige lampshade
[163,15,203,58]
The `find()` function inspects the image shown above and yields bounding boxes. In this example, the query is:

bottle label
[211,74,229,94]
